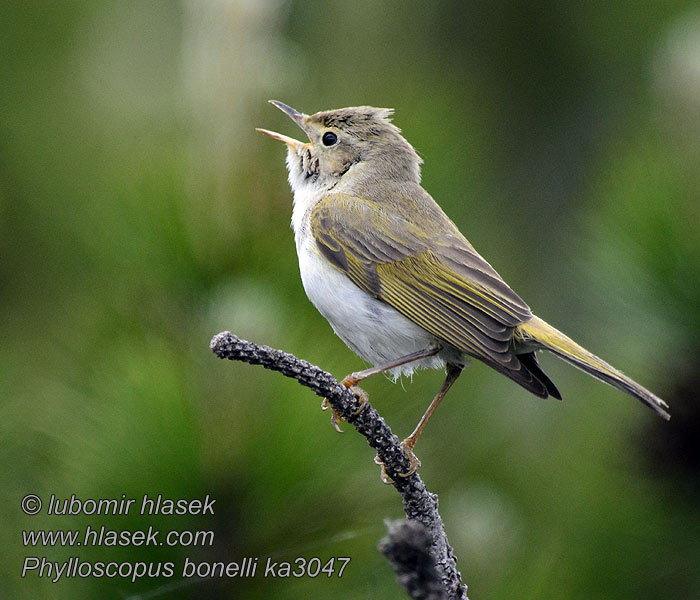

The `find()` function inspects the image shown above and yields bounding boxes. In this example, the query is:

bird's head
[257,101,422,193]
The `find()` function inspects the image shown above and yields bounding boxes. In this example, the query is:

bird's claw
[374,454,395,485]
[398,438,421,478]
[321,398,345,433]
[321,380,368,432]
[373,439,421,484]
[345,385,369,415]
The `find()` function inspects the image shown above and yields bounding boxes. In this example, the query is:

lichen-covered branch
[380,519,450,600]
[210,331,468,600]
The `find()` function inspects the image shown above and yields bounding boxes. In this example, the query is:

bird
[257,100,670,476]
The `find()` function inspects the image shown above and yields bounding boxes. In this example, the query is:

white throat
[286,148,325,250]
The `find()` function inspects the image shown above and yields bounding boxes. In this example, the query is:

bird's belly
[296,240,447,377]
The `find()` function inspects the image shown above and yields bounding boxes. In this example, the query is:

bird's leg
[398,363,463,478]
[341,344,442,387]
[322,344,441,432]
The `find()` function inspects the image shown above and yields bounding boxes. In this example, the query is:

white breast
[290,182,447,378]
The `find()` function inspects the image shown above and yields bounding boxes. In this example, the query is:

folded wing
[310,192,554,398]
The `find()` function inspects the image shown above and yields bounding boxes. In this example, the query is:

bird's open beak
[269,100,304,124]
[255,128,305,149]
[256,100,307,149]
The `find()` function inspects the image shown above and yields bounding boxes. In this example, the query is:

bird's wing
[309,192,548,396]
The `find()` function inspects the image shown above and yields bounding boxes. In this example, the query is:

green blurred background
[2,1,700,598]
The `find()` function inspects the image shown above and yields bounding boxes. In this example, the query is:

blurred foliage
[2,1,699,599]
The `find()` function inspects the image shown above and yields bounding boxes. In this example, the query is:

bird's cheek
[325,155,348,176]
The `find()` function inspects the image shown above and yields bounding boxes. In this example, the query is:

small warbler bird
[258,101,670,474]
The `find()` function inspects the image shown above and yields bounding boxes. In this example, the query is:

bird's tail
[516,316,670,420]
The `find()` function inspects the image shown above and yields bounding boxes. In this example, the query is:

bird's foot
[374,455,395,485]
[372,438,421,485]
[320,383,368,433]
[346,385,370,416]
[340,376,370,416]
[397,437,421,478]
[321,398,345,433]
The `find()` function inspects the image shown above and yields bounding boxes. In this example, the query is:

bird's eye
[322,131,338,146]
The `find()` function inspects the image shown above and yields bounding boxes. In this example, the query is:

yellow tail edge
[517,316,670,420]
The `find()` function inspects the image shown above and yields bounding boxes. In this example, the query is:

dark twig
[210,331,468,600]
[379,519,448,600]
